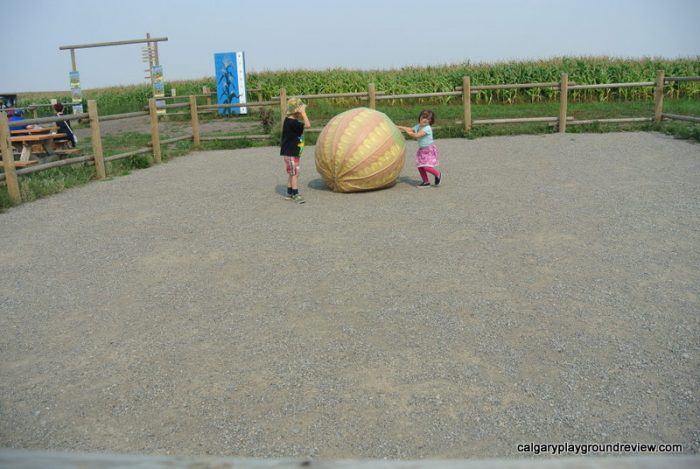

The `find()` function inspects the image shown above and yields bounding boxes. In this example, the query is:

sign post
[59,35,169,115]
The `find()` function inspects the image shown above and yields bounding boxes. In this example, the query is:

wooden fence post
[203,86,214,117]
[559,73,568,133]
[0,112,21,204]
[249,87,263,102]
[279,88,287,131]
[463,76,472,131]
[203,86,211,106]
[190,95,200,146]
[368,83,376,109]
[87,100,106,179]
[148,98,162,164]
[654,70,665,124]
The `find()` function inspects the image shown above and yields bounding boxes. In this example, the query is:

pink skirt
[415,144,439,168]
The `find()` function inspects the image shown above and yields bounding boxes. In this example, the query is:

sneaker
[418,182,431,188]
[434,173,442,186]
[292,194,306,204]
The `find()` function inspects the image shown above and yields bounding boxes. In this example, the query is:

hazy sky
[2,0,698,92]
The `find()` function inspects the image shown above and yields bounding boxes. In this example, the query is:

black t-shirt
[56,119,77,146]
[280,117,305,156]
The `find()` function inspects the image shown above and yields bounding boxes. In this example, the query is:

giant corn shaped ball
[314,108,406,192]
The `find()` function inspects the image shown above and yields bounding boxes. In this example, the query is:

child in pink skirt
[398,110,442,187]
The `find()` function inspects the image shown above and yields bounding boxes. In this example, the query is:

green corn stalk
[217,59,239,116]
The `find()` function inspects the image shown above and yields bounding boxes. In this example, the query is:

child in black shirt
[280,97,310,203]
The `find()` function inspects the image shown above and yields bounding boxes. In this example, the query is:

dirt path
[1,132,698,459]
[74,114,260,139]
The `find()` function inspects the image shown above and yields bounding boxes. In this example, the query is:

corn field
[17,56,700,116]
[246,57,699,104]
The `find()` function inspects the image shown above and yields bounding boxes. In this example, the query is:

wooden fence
[2,71,698,205]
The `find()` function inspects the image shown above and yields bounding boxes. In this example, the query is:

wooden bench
[53,138,73,149]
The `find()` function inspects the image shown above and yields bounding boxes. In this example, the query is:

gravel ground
[0,132,698,459]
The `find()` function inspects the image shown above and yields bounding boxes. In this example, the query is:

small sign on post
[69,71,83,114]
[152,65,166,115]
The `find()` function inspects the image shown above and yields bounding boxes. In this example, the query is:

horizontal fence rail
[199,101,277,110]
[661,113,700,123]
[666,76,700,82]
[377,91,462,100]
[2,71,698,205]
[566,117,653,125]
[474,81,564,90]
[100,111,149,121]
[271,91,385,100]
[568,81,655,90]
[474,116,563,125]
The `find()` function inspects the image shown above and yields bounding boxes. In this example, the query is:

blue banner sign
[214,52,247,115]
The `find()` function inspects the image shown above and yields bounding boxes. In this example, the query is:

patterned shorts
[284,156,300,176]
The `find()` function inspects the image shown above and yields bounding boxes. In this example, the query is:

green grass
[12,165,96,205]
[658,120,700,140]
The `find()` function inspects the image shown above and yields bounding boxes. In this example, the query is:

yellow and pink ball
[314,108,406,193]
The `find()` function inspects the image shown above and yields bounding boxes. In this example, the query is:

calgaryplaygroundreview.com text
[517,442,684,456]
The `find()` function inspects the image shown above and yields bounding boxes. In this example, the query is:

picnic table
[10,131,67,161]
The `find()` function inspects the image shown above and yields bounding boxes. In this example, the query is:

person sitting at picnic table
[53,103,77,147]
[7,108,28,131]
